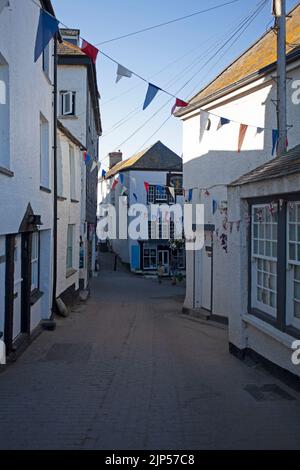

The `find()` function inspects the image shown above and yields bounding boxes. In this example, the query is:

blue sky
[51,0,298,167]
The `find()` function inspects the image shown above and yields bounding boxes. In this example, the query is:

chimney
[109,151,122,169]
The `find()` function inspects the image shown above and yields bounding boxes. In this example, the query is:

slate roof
[105,141,182,179]
[176,3,300,117]
[230,145,300,187]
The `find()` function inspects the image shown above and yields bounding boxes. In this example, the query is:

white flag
[199,111,209,142]
[90,161,98,173]
[116,64,132,83]
[0,0,9,15]
[0,340,6,365]
[168,187,175,199]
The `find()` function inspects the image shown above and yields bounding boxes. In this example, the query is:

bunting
[217,117,230,130]
[119,174,125,185]
[188,189,193,202]
[133,193,138,201]
[143,84,160,110]
[90,161,98,172]
[81,40,99,64]
[102,169,107,179]
[168,187,175,199]
[34,9,59,62]
[199,111,210,142]
[0,0,9,15]
[144,182,150,193]
[116,64,133,83]
[272,129,279,156]
[237,124,248,152]
[171,98,188,115]
[83,151,91,163]
[112,179,119,190]
[256,127,264,135]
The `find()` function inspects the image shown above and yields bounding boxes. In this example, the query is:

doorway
[158,250,169,275]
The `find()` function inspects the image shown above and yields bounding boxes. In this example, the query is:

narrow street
[0,252,299,450]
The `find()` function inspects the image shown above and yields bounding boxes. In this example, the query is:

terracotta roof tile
[57,41,86,57]
[178,4,300,114]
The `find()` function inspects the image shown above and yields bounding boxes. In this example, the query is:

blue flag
[272,129,279,156]
[120,174,124,185]
[188,189,193,202]
[143,83,160,110]
[34,10,59,62]
[102,169,106,178]
[133,193,138,201]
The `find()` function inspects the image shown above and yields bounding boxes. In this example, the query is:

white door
[158,250,169,275]
[13,235,23,341]
[201,231,212,311]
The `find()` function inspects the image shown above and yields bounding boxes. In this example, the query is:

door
[158,250,169,275]
[201,231,213,311]
[13,235,23,341]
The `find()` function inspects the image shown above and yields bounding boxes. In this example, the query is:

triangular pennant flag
[188,189,193,202]
[90,161,98,173]
[144,182,150,193]
[81,40,99,64]
[0,0,9,15]
[112,179,119,190]
[119,174,125,185]
[133,193,138,201]
[143,84,161,110]
[256,127,264,135]
[199,111,209,142]
[217,117,230,130]
[121,186,127,196]
[116,64,132,83]
[83,151,91,163]
[168,187,175,199]
[272,129,279,156]
[238,124,248,152]
[171,98,188,115]
[212,200,218,215]
[101,169,106,178]
[34,9,59,62]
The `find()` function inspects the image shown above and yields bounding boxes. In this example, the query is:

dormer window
[60,91,76,116]
[60,29,80,46]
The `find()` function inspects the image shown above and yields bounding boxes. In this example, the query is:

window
[0,59,10,168]
[147,185,155,204]
[42,43,50,78]
[61,91,76,116]
[66,225,75,271]
[31,232,39,292]
[147,185,168,204]
[287,203,300,329]
[69,145,76,199]
[40,114,50,188]
[143,245,157,269]
[251,205,278,317]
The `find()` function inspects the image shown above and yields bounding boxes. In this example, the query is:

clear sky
[51,0,299,168]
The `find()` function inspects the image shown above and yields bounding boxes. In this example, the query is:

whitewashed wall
[181,60,300,316]
[0,0,54,323]
[56,130,81,298]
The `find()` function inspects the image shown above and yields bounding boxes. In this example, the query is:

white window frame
[31,232,39,292]
[156,186,168,202]
[286,202,300,330]
[69,144,76,200]
[66,225,74,272]
[147,185,155,204]
[61,91,75,116]
[143,245,157,270]
[251,204,278,318]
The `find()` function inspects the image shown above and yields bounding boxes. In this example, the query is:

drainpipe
[50,34,58,325]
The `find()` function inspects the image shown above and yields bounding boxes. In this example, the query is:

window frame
[61,91,76,116]
[143,244,157,270]
[66,224,75,272]
[31,232,40,293]
[248,193,300,338]
[286,202,300,330]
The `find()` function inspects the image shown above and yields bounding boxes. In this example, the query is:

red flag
[171,98,189,115]
[112,179,119,190]
[81,40,99,64]
[144,182,149,193]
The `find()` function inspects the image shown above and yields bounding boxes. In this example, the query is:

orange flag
[238,124,248,152]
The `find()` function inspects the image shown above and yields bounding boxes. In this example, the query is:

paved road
[0,252,300,450]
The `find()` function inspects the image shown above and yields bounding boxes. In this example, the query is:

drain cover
[43,343,92,363]
[244,384,295,401]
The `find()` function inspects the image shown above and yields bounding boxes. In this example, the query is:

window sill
[30,289,44,307]
[59,115,78,120]
[66,268,77,279]
[40,186,52,194]
[71,199,79,204]
[242,313,297,348]
[0,166,14,177]
[57,196,67,201]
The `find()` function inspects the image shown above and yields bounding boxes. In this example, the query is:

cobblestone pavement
[0,252,300,450]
